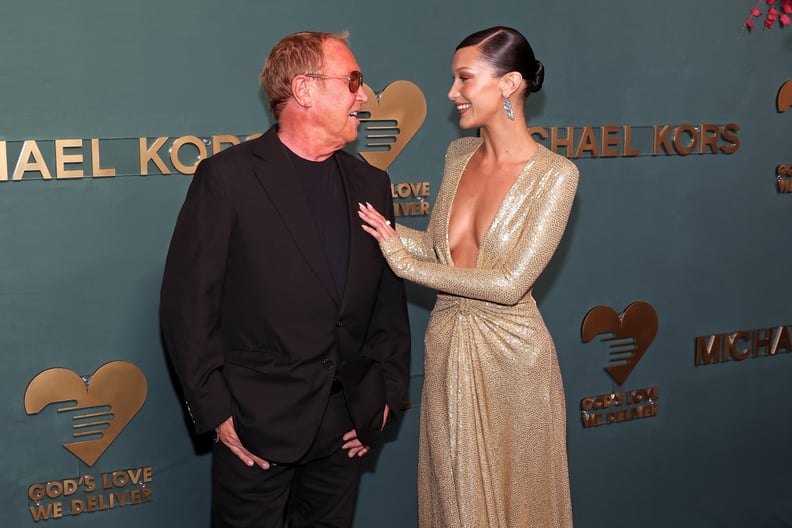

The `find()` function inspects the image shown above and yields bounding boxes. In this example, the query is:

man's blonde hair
[260,31,350,119]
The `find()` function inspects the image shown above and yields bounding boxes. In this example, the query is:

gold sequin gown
[380,137,578,528]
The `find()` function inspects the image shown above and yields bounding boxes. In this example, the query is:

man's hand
[215,416,272,469]
[381,404,391,430]
[341,428,370,458]
[341,405,391,458]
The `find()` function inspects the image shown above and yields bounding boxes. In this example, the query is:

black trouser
[211,389,362,528]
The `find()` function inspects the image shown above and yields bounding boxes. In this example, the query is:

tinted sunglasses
[304,71,363,93]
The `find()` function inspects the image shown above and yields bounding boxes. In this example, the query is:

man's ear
[292,75,313,108]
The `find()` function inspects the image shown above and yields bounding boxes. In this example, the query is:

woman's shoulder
[445,136,483,159]
[536,143,579,178]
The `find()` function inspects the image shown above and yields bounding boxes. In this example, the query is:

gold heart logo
[581,302,658,385]
[24,361,147,466]
[777,80,792,112]
[358,80,427,170]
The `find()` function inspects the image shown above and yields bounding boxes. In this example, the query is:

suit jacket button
[335,319,343,328]
[322,358,335,369]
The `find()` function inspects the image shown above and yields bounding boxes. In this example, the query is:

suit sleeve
[361,175,412,421]
[159,158,233,434]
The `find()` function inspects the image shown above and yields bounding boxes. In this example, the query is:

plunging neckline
[445,140,544,269]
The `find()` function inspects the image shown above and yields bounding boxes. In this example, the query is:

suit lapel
[251,130,340,304]
[337,155,369,307]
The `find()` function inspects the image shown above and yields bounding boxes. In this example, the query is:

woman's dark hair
[456,26,544,99]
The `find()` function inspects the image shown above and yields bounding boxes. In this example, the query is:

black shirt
[286,147,350,297]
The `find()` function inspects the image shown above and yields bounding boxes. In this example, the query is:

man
[160,31,411,528]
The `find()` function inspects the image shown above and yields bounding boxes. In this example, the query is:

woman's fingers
[358,203,396,240]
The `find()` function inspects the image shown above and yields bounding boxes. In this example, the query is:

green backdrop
[2,1,790,527]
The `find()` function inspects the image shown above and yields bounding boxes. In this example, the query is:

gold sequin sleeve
[380,150,578,306]
[394,224,437,262]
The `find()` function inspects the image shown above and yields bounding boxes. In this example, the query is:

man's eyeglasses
[304,71,363,93]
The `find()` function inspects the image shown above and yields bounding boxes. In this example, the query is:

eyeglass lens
[348,71,362,93]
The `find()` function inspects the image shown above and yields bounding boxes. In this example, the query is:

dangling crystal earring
[503,96,515,120]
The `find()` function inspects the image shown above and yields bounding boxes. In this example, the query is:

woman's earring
[503,97,515,120]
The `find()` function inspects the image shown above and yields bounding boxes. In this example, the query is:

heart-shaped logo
[358,80,427,170]
[778,80,792,113]
[24,361,147,466]
[581,302,658,385]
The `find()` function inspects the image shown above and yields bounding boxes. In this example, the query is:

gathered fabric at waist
[434,291,537,314]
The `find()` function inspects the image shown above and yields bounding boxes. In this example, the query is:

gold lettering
[212,135,240,155]
[551,127,574,157]
[581,412,602,428]
[753,328,773,358]
[139,137,170,175]
[13,140,52,180]
[71,498,85,515]
[528,126,548,141]
[55,138,84,179]
[62,478,79,496]
[719,123,740,154]
[574,126,599,158]
[112,470,128,487]
[672,124,698,156]
[698,326,791,365]
[653,125,673,155]
[695,335,723,365]
[114,490,130,506]
[395,183,411,198]
[45,480,63,499]
[773,325,792,354]
[601,126,621,157]
[96,493,112,510]
[171,135,207,175]
[635,403,658,418]
[699,124,720,154]
[28,483,46,501]
[623,125,640,157]
[393,201,430,217]
[91,138,116,177]
[729,330,751,360]
[30,501,63,521]
[0,140,7,181]
[606,409,626,423]
[391,182,430,199]
[127,467,144,484]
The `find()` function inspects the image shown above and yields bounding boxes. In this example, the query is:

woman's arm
[372,166,578,305]
[395,224,436,262]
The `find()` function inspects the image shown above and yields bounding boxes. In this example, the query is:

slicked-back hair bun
[456,26,543,100]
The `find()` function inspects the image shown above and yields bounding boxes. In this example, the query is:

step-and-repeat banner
[2,1,789,527]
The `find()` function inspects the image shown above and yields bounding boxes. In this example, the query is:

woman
[359,26,577,527]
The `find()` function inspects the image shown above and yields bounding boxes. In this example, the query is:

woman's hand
[358,202,397,243]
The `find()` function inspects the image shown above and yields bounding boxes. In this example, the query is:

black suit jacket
[160,126,410,463]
